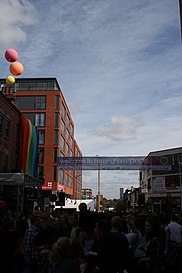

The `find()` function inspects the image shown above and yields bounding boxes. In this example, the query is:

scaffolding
[0,173,43,216]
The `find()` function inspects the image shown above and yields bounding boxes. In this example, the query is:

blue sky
[0,0,182,198]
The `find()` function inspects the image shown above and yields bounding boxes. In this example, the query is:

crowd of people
[0,203,182,273]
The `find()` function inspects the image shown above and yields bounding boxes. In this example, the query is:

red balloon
[5,48,18,62]
[9,61,24,76]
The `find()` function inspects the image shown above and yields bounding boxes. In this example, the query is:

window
[61,119,65,134]
[66,143,69,155]
[35,113,45,127]
[54,112,60,128]
[66,173,69,186]
[35,96,46,109]
[15,96,46,110]
[37,166,44,179]
[70,124,74,135]
[55,96,60,110]
[60,170,64,184]
[0,111,4,133]
[38,131,45,144]
[66,129,69,139]
[14,79,59,91]
[54,130,59,145]
[62,103,66,118]
[70,176,73,188]
[54,148,58,163]
[53,166,58,181]
[60,135,65,150]
[5,118,10,137]
[38,148,44,164]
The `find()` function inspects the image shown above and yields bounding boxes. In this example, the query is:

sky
[0,0,182,199]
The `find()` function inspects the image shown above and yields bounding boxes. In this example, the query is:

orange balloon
[9,61,24,76]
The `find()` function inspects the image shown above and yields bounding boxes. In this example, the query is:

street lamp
[179,162,182,211]
[96,155,101,211]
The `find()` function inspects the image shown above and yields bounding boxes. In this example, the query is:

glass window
[70,176,73,188]
[54,148,58,163]
[38,131,45,144]
[54,130,59,145]
[60,135,65,150]
[62,103,66,118]
[66,129,69,139]
[22,113,35,125]
[66,173,69,186]
[35,96,46,109]
[54,112,60,128]
[61,119,65,134]
[70,124,74,135]
[38,148,44,164]
[37,166,44,179]
[35,113,45,127]
[53,166,58,181]
[66,143,69,155]
[55,95,60,110]
[60,170,64,184]
[14,79,59,91]
[15,96,46,110]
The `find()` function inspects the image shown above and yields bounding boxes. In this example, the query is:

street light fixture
[96,155,101,211]
[179,162,182,211]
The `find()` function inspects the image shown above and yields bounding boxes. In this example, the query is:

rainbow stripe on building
[18,115,38,176]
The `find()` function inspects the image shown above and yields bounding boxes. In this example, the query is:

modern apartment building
[0,77,82,203]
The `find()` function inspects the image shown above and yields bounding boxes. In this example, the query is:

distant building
[82,188,93,199]
[120,187,124,199]
[140,147,182,211]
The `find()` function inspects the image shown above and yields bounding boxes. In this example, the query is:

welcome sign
[56,156,171,170]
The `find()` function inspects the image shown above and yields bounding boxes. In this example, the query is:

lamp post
[96,155,101,211]
[179,162,182,211]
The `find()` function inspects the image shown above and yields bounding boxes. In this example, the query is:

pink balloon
[5,48,18,62]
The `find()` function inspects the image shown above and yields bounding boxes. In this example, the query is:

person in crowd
[85,217,134,273]
[15,213,29,273]
[164,212,182,256]
[0,214,19,273]
[23,212,42,273]
[137,216,166,273]
[130,214,147,265]
[69,213,80,241]
[57,211,72,238]
[36,212,60,251]
[49,236,81,273]
[111,215,136,273]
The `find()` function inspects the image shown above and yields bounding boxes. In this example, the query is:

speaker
[58,191,65,206]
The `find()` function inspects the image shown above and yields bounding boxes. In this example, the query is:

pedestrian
[23,212,41,273]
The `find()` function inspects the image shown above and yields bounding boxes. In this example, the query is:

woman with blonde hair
[49,236,81,273]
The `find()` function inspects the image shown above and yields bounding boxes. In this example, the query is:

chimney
[0,84,15,103]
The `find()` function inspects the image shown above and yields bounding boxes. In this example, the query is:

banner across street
[56,156,171,170]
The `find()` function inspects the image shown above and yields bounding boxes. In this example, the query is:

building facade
[139,147,182,211]
[0,89,20,172]
[1,77,82,202]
